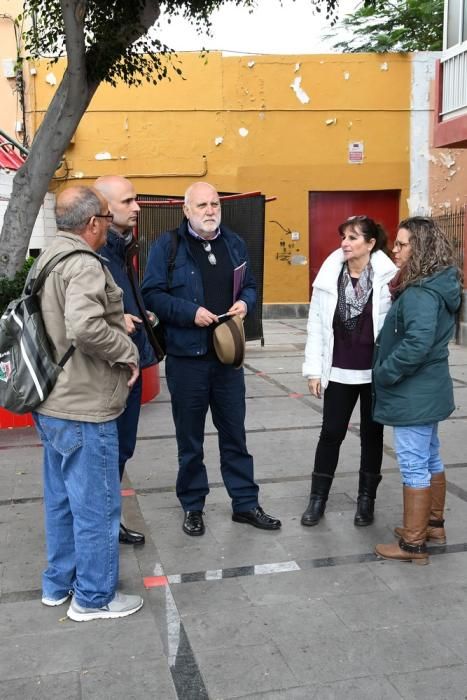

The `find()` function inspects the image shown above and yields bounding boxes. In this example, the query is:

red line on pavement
[144,576,168,588]
[121,488,136,497]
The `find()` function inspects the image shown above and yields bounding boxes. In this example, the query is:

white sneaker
[42,593,72,607]
[66,591,143,622]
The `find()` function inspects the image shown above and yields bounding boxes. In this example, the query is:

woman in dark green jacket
[373,217,461,565]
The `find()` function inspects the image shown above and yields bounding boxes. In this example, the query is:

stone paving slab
[195,643,297,698]
[1,672,82,700]
[388,665,467,700]
[238,678,403,700]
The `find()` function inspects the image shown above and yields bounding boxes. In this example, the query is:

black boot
[301,472,333,527]
[354,472,382,527]
[301,496,326,526]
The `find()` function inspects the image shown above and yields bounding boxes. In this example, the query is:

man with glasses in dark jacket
[95,176,163,545]
[142,181,281,537]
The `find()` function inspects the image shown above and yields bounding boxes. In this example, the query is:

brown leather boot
[426,472,446,543]
[393,472,446,544]
[376,486,431,565]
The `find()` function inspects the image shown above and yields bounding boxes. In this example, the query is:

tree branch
[60,0,87,68]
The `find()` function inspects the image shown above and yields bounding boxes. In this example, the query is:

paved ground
[1,318,467,699]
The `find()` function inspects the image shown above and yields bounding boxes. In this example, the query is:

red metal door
[308,190,400,292]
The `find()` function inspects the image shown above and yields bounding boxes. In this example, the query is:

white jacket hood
[313,248,396,293]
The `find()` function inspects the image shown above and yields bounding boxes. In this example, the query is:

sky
[154,0,361,55]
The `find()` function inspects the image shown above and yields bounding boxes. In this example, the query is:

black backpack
[0,250,99,414]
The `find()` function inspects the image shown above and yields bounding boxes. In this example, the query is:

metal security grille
[433,208,466,273]
[136,193,265,343]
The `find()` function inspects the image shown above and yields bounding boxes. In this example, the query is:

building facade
[30,51,425,312]
[0,27,451,311]
[0,1,56,254]
[430,0,467,342]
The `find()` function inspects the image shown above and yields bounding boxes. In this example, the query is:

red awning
[0,135,26,170]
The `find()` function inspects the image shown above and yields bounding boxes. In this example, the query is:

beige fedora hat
[213,315,245,368]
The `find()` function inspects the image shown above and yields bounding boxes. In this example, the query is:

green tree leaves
[329,0,443,53]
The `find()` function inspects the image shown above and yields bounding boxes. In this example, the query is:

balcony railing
[440,45,467,120]
[433,208,465,272]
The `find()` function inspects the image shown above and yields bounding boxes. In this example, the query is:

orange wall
[32,52,412,304]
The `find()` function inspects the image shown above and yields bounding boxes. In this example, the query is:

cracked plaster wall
[410,53,467,214]
[429,134,467,213]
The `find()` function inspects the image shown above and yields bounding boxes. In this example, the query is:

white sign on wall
[348,141,364,164]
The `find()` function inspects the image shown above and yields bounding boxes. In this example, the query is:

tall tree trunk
[0,70,98,277]
[0,0,160,278]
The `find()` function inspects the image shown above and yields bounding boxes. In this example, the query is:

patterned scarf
[337,261,374,330]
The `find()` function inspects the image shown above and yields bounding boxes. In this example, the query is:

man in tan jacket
[34,185,143,622]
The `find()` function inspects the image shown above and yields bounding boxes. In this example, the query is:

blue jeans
[33,413,121,608]
[166,355,259,512]
[116,374,142,479]
[393,423,444,488]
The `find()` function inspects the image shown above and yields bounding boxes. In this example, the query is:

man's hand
[124,313,142,334]
[308,378,321,399]
[227,300,247,319]
[127,363,140,388]
[194,307,218,327]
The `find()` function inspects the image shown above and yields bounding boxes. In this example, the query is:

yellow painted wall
[32,52,412,304]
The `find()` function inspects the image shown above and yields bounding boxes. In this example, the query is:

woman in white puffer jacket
[301,215,397,528]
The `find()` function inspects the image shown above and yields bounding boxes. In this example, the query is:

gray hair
[184,181,218,206]
[55,187,102,232]
[184,184,194,206]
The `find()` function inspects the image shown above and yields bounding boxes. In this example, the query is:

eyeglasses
[94,213,114,222]
[202,240,217,266]
[393,240,410,250]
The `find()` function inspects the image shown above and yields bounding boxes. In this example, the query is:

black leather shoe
[354,495,375,526]
[183,511,205,536]
[119,523,145,545]
[301,496,326,526]
[232,506,281,530]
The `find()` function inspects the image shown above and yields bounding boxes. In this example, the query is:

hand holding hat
[213,312,246,368]
[228,300,247,319]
